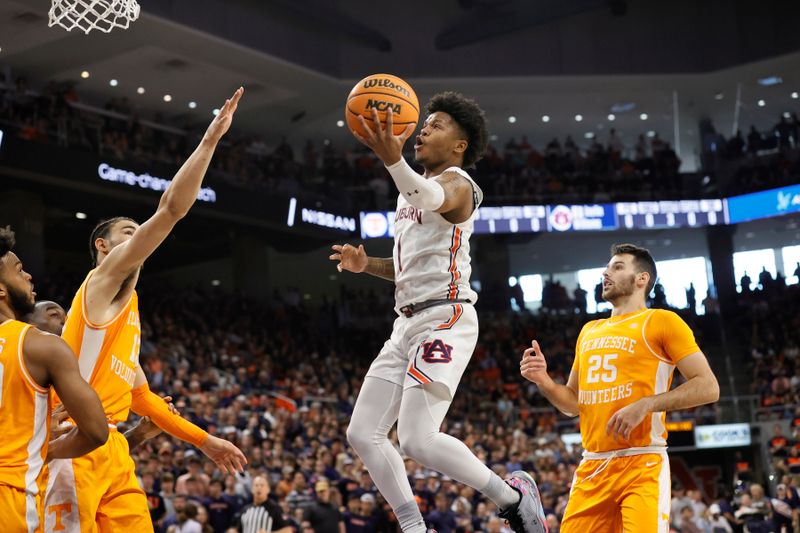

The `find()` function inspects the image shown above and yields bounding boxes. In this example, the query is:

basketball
[346,74,420,138]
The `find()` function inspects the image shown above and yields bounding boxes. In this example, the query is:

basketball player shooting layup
[44,88,247,533]
[0,228,108,533]
[520,244,720,532]
[331,95,547,533]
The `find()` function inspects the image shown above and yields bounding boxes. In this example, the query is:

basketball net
[49,0,140,34]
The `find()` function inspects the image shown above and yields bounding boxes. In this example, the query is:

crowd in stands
[1,72,705,212]
[702,114,800,197]
[741,266,800,420]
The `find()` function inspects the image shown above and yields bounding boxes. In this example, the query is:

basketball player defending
[44,88,247,533]
[331,95,547,533]
[0,228,108,533]
[520,244,720,532]
[24,301,174,452]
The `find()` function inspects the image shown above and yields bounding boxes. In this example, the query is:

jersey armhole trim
[81,270,134,330]
[18,325,49,394]
[641,310,674,364]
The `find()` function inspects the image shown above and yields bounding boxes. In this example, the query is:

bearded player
[520,244,719,532]
[331,95,547,533]
[43,88,247,533]
[0,227,108,533]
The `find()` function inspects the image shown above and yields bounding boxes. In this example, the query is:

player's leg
[94,431,153,533]
[560,459,624,533]
[0,484,39,533]
[44,450,108,533]
[347,321,424,533]
[397,381,516,504]
[396,304,544,531]
[619,454,670,533]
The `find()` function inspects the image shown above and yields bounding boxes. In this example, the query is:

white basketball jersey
[393,166,483,313]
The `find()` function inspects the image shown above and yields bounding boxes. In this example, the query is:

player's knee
[398,429,432,465]
[346,421,374,452]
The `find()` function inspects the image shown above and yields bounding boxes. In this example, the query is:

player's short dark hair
[610,243,657,295]
[426,92,488,169]
[89,217,136,266]
[0,227,16,262]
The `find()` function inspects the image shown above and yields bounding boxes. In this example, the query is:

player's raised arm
[329,243,394,282]
[520,340,579,417]
[23,330,108,460]
[93,87,243,291]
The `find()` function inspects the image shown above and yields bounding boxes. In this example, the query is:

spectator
[177,455,212,495]
[304,479,345,533]
[426,493,457,533]
[686,283,696,312]
[679,506,703,533]
[173,501,203,533]
[707,503,733,533]
[770,484,795,533]
[205,478,237,533]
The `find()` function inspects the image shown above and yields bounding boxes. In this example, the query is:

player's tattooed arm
[330,244,395,282]
[434,172,476,224]
[364,256,395,282]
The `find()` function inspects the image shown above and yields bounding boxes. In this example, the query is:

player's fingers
[229,87,243,108]
[400,123,416,142]
[358,244,365,255]
[332,244,343,252]
[169,403,179,415]
[623,426,632,441]
[355,117,376,140]
[532,340,544,357]
[385,106,394,135]
[329,253,341,261]
[351,130,372,148]
[605,414,617,436]
[371,107,383,134]
[337,263,343,272]
[361,114,377,137]
[522,347,535,359]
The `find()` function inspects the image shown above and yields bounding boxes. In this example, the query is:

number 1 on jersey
[586,353,618,383]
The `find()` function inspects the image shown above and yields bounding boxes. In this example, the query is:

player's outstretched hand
[330,243,368,273]
[204,87,244,143]
[352,107,415,166]
[200,435,247,474]
[606,398,652,442]
[520,340,550,386]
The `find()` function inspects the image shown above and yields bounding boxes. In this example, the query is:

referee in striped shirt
[235,474,292,533]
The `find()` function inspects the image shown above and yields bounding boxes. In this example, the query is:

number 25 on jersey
[586,354,618,384]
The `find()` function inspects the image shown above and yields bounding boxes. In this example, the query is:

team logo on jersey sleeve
[421,339,453,363]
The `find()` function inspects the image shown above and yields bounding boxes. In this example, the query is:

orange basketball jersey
[57,270,141,424]
[0,319,51,493]
[572,308,699,453]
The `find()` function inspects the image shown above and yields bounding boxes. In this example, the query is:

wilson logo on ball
[363,78,412,98]
[366,99,403,113]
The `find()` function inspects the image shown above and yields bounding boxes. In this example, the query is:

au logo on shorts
[421,339,453,363]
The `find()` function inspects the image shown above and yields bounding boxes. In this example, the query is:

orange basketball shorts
[561,452,671,533]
